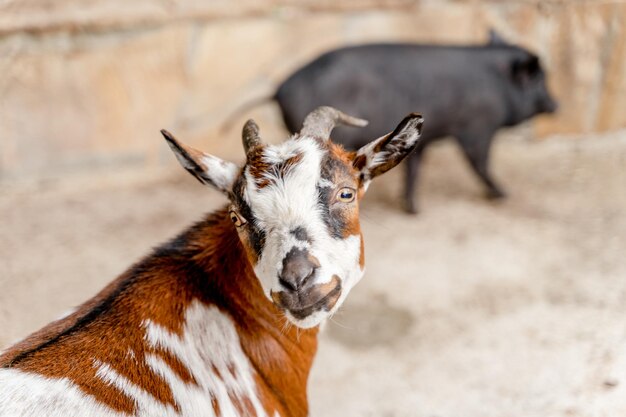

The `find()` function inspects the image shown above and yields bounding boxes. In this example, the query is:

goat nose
[279,249,320,291]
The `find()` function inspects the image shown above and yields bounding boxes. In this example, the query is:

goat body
[0,106,424,417]
[0,210,316,417]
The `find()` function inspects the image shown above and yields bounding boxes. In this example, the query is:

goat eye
[229,210,247,227]
[337,187,356,203]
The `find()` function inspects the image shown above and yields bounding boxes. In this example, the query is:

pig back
[275,44,512,149]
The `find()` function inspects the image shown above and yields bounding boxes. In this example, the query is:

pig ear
[488,29,509,46]
[511,55,540,84]
[352,113,423,189]
[161,130,239,195]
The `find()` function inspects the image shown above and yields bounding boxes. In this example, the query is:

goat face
[164,107,423,328]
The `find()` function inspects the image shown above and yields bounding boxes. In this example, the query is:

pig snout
[537,93,558,115]
[543,96,558,114]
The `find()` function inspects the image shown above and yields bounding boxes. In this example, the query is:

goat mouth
[287,277,342,320]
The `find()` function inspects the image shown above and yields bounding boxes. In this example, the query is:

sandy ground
[1,130,626,417]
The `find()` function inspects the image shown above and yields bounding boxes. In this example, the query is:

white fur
[141,301,268,417]
[317,178,334,189]
[244,137,364,328]
[171,148,196,170]
[199,155,239,192]
[284,234,364,328]
[0,302,271,417]
[0,369,127,417]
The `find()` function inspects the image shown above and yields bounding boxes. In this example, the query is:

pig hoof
[486,189,507,200]
[402,201,419,215]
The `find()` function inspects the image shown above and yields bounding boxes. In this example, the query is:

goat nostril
[279,265,317,292]
[279,277,297,292]
[300,267,316,288]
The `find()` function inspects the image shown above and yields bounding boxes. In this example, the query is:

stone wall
[1,0,625,183]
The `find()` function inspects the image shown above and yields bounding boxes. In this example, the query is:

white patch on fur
[317,178,334,188]
[0,369,127,417]
[0,302,273,417]
[200,155,239,192]
[243,137,364,328]
[260,144,300,165]
[171,149,197,171]
[94,359,179,416]
[284,234,310,251]
[290,234,364,329]
[246,138,326,294]
[139,301,268,417]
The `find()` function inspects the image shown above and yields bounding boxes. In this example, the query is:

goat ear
[161,130,239,194]
[352,113,423,188]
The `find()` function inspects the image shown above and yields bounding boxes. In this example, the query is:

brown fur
[0,208,318,417]
[327,144,363,240]
[352,154,367,172]
[247,149,305,190]
[359,234,365,269]
[280,152,304,174]
[246,146,272,189]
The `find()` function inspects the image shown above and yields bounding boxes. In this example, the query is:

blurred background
[1,0,625,416]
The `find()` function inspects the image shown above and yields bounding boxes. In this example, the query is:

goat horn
[242,119,262,154]
[300,106,368,139]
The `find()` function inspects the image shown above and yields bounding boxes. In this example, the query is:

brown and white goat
[0,106,423,417]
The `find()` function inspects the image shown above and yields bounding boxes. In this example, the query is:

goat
[0,106,423,417]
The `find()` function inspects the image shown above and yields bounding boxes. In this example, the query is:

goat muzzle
[271,275,342,320]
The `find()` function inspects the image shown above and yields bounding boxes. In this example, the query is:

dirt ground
[1,129,625,417]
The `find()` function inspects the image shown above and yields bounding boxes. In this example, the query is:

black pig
[273,31,557,213]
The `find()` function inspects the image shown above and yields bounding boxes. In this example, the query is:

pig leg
[403,148,423,214]
[456,132,507,199]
